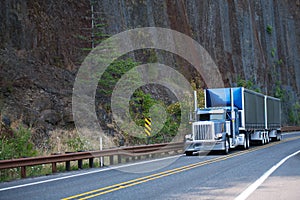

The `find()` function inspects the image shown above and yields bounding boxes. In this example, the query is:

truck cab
[184,107,240,155]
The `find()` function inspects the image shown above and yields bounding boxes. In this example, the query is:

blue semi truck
[184,87,281,155]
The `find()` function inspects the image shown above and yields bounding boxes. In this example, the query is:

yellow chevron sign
[144,117,151,136]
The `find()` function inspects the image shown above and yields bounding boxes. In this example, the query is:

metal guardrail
[281,126,300,132]
[0,142,184,178]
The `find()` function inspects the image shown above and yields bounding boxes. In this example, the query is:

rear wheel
[276,130,282,141]
[246,133,250,149]
[243,133,250,149]
[277,134,281,141]
[242,135,247,150]
[261,136,265,145]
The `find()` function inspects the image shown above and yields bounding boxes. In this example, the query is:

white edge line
[234,150,300,200]
[281,132,299,136]
[0,154,183,192]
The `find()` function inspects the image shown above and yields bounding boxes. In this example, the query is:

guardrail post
[99,157,103,167]
[52,163,57,173]
[78,159,83,169]
[66,161,71,171]
[134,156,138,161]
[21,166,26,178]
[110,155,114,165]
[118,155,122,164]
[89,158,94,168]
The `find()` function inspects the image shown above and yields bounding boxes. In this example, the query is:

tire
[277,135,281,141]
[261,136,265,145]
[185,151,193,156]
[246,134,250,149]
[243,133,250,149]
[267,134,270,144]
[223,137,230,155]
[242,134,247,150]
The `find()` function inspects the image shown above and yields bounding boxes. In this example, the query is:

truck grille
[194,123,214,140]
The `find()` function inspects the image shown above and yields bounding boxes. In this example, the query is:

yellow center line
[62,136,300,200]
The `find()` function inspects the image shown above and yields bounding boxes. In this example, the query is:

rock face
[0,0,299,147]
[97,0,300,123]
[0,0,90,146]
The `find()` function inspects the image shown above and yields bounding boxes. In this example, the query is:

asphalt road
[0,132,299,200]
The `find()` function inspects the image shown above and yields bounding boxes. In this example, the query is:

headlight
[185,134,193,141]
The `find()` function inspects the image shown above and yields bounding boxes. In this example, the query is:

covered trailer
[266,96,282,141]
[205,87,281,130]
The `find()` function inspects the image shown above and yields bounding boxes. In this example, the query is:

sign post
[145,117,151,144]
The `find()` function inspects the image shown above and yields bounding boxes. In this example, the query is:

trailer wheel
[243,134,249,150]
[223,137,230,155]
[265,133,268,143]
[277,135,281,141]
[261,136,265,145]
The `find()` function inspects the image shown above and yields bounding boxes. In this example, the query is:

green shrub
[274,81,284,99]
[98,58,140,98]
[271,48,276,57]
[66,137,85,152]
[0,126,38,181]
[266,25,273,34]
[237,77,261,92]
[288,102,300,125]
[128,89,182,144]
[0,126,37,160]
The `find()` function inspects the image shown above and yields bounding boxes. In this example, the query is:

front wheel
[242,136,247,150]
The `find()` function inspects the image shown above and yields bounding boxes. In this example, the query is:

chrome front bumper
[184,140,226,152]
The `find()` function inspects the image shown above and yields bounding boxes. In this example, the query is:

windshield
[199,114,225,121]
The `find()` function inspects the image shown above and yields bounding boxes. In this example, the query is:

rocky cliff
[1,0,299,149]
